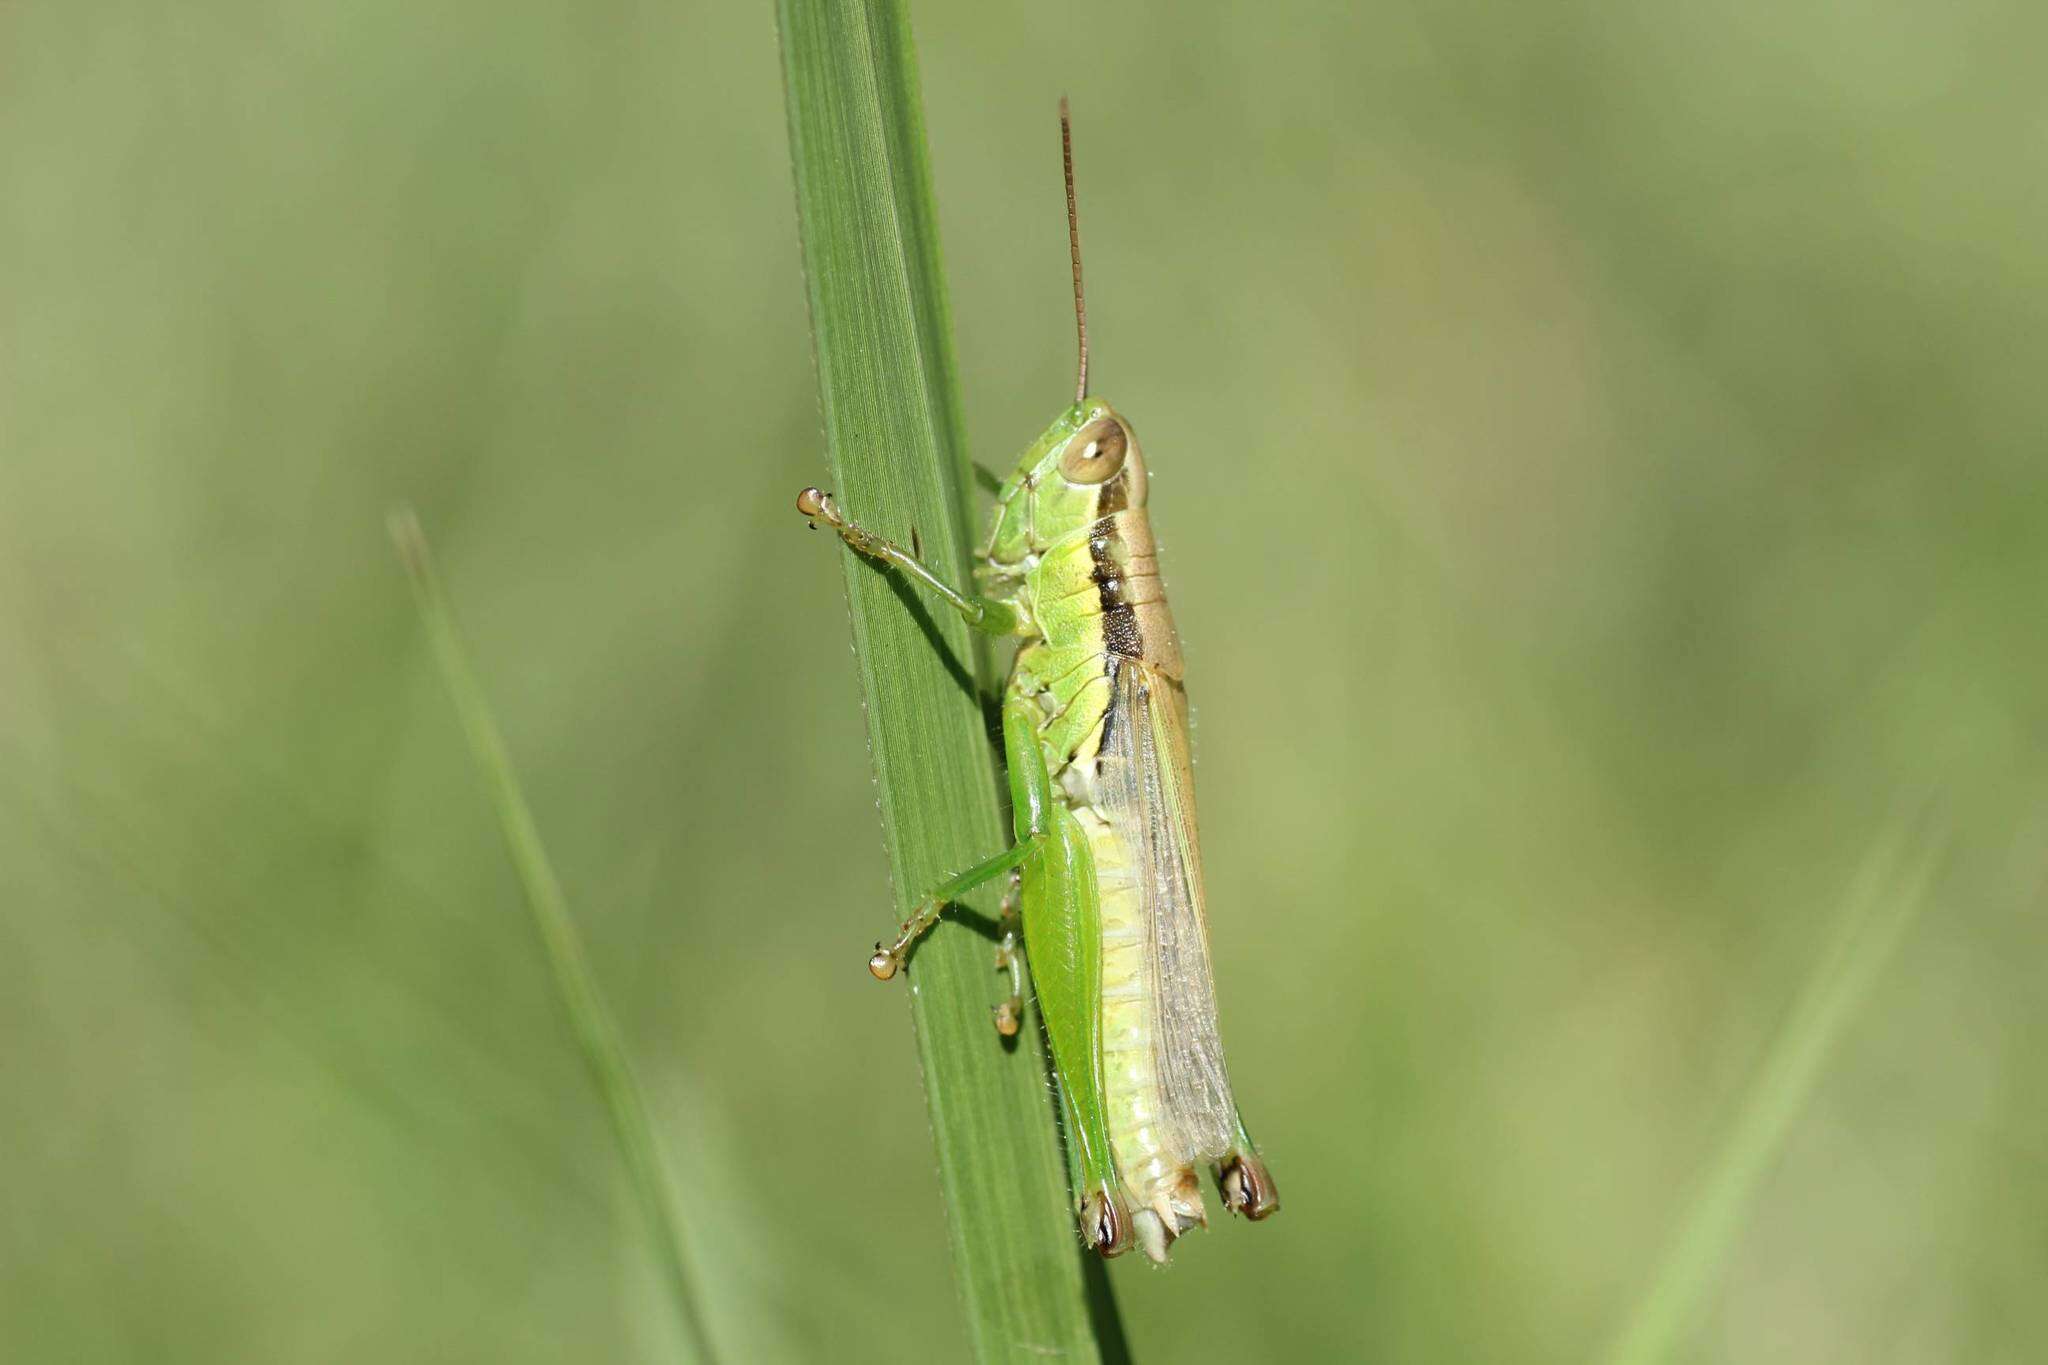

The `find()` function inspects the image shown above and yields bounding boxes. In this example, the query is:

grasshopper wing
[1097,658,1237,1164]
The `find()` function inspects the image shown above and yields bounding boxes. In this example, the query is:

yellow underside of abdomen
[1083,813,1180,1207]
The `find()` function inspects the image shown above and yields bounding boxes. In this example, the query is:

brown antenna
[1060,97,1089,404]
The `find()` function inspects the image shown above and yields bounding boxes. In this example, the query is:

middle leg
[991,869,1025,1036]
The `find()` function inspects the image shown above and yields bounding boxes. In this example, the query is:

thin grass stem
[1604,817,1944,1365]
[391,508,717,1364]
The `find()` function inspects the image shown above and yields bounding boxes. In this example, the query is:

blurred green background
[4,0,2045,1360]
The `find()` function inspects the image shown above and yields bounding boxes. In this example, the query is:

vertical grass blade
[1603,820,1944,1365]
[776,3,1114,1360]
[390,510,717,1364]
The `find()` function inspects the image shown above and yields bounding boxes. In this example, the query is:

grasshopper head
[983,107,1154,565]
[981,398,1148,565]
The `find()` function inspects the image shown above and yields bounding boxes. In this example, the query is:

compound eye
[1059,417,1128,485]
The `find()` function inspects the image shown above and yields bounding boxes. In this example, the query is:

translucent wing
[1095,658,1236,1163]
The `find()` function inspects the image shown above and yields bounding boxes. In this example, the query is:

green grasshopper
[796,102,1276,1263]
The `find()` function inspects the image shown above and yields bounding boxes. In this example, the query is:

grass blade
[1603,819,1944,1365]
[390,509,717,1363]
[776,2,1116,1359]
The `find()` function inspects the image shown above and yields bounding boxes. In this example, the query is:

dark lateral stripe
[1095,656,1121,765]
[1089,516,1144,660]
[1096,468,1130,518]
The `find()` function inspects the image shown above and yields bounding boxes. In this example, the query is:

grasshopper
[796,102,1276,1263]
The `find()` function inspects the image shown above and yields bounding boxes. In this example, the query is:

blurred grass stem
[391,509,717,1364]
[1604,820,1943,1365]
